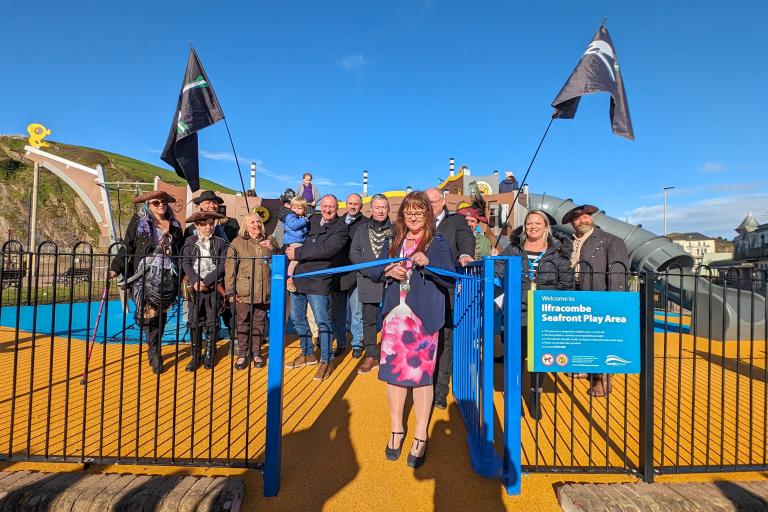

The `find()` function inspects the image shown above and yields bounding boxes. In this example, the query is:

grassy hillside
[0,135,235,249]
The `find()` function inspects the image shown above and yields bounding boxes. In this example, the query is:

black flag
[551,26,634,140]
[161,48,224,191]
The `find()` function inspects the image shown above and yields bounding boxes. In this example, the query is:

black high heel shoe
[234,357,248,371]
[407,437,428,468]
[385,431,406,461]
[253,355,266,368]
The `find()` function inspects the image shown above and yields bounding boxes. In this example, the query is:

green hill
[0,135,235,249]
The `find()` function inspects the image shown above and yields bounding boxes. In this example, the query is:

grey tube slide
[525,193,765,341]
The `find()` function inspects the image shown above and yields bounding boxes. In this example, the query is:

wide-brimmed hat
[457,205,488,224]
[132,190,176,204]
[185,211,225,224]
[562,204,599,224]
[192,190,224,205]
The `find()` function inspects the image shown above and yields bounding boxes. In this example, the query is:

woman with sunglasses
[110,190,184,374]
[366,191,454,469]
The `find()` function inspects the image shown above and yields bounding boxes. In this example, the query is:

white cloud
[339,52,368,72]
[699,161,726,173]
[626,192,768,237]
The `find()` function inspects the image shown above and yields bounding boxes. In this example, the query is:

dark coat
[495,236,575,325]
[573,226,630,292]
[337,213,367,291]
[367,234,455,335]
[184,216,240,243]
[435,208,476,268]
[349,217,393,303]
[181,235,228,288]
[293,215,350,296]
[271,205,293,251]
[110,213,184,280]
[498,177,519,193]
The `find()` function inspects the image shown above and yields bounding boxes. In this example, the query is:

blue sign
[528,290,640,374]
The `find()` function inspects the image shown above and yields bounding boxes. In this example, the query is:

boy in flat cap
[563,204,630,397]
[181,211,229,371]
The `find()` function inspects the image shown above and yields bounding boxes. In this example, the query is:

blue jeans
[290,292,333,362]
[331,287,363,350]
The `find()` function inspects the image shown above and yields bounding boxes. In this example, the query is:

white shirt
[195,235,216,281]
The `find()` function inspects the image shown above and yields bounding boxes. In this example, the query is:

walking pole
[80,274,110,385]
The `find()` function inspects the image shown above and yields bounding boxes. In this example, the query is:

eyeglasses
[148,200,168,207]
[403,211,426,219]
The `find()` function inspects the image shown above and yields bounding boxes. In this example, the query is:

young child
[282,196,309,292]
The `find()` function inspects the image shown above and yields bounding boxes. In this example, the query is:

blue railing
[453,256,522,495]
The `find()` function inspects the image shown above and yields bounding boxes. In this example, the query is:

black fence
[0,241,270,468]
[514,262,768,482]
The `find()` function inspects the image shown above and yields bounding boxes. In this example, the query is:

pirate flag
[551,26,635,140]
[161,48,224,191]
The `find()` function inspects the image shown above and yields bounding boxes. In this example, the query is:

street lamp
[663,186,675,236]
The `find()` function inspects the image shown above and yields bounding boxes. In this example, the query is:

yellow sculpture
[253,206,270,222]
[27,123,51,148]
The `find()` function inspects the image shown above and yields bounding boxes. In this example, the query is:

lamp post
[663,186,675,236]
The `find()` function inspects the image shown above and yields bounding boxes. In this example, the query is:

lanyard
[526,251,545,282]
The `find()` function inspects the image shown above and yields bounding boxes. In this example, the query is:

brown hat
[185,211,225,224]
[132,190,177,204]
[192,190,224,205]
[562,204,599,224]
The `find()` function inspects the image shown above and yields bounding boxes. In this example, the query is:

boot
[148,339,163,375]
[588,374,612,397]
[203,333,215,369]
[186,330,203,372]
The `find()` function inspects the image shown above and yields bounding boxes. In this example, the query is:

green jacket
[475,233,491,259]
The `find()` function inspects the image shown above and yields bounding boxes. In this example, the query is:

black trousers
[362,302,381,358]
[189,289,220,346]
[435,289,455,392]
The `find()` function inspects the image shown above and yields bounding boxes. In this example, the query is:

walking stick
[80,275,110,385]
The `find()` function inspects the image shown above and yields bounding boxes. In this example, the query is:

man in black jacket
[184,190,240,242]
[285,195,349,382]
[426,188,476,409]
[331,193,367,358]
[349,193,393,374]
[563,204,630,397]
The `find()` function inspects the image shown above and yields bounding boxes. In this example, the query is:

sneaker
[352,348,363,359]
[313,362,328,381]
[357,356,379,374]
[285,354,318,369]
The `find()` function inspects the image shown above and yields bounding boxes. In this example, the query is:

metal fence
[0,241,285,495]
[453,258,768,488]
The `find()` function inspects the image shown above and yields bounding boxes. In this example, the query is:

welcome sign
[528,290,640,374]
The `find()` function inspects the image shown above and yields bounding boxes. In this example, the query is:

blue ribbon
[292,257,480,281]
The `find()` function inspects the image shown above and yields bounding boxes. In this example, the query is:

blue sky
[3,1,767,238]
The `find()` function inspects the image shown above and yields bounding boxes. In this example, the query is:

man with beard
[563,204,630,397]
[331,193,367,357]
[425,188,476,409]
[349,194,393,373]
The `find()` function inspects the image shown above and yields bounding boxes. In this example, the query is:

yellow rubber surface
[1,326,767,511]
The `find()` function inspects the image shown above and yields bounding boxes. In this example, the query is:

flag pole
[222,118,251,211]
[494,114,556,248]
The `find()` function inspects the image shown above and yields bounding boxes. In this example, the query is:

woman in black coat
[366,191,454,469]
[493,210,574,420]
[109,190,184,374]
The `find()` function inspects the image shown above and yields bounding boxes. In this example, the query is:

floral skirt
[378,291,439,388]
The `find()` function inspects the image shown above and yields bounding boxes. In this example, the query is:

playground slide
[526,193,766,341]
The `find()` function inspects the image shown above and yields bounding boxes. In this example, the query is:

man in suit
[425,188,476,409]
[330,193,367,358]
[564,204,630,397]
[285,195,350,382]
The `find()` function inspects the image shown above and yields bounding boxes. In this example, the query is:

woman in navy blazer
[366,191,454,469]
